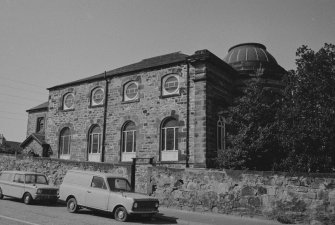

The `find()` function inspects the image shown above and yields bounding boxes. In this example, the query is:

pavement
[155,207,283,225]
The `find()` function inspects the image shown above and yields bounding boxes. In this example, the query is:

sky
[0,0,334,142]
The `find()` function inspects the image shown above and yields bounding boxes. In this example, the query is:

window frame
[123,81,139,102]
[162,74,180,96]
[91,87,104,106]
[63,93,75,110]
[121,121,136,153]
[59,127,71,158]
[36,117,45,133]
[88,125,102,154]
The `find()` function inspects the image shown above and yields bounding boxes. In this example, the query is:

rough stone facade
[144,166,335,225]
[24,50,234,168]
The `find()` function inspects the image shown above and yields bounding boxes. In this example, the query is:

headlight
[155,202,159,208]
[133,202,138,208]
[36,189,42,194]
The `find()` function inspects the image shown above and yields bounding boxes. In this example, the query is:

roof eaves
[47,53,188,90]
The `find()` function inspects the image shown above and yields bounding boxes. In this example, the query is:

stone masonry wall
[46,63,203,166]
[142,166,335,225]
[0,155,130,187]
[26,110,47,137]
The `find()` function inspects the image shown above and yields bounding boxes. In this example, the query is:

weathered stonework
[24,50,234,168]
[142,166,335,225]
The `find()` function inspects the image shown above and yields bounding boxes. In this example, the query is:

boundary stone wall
[141,166,335,225]
[0,155,131,186]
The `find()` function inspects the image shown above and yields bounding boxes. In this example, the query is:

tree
[216,77,284,171]
[277,43,335,172]
[217,43,335,172]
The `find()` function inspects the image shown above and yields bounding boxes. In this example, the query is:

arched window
[36,117,45,133]
[91,87,104,106]
[161,118,178,161]
[124,82,139,101]
[63,93,74,110]
[59,127,71,159]
[121,121,136,161]
[88,125,102,162]
[217,116,226,150]
[162,74,179,96]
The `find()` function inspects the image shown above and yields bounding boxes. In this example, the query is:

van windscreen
[107,178,131,192]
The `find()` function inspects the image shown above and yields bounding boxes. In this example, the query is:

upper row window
[63,93,75,110]
[162,75,179,96]
[124,82,139,101]
[91,87,104,106]
[62,74,180,109]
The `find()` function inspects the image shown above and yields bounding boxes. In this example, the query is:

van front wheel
[114,206,128,222]
[67,198,79,213]
[0,187,3,199]
[23,193,32,205]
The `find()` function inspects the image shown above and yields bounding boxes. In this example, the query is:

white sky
[1,0,335,142]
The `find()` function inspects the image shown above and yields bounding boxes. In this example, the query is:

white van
[0,170,59,204]
[59,169,159,222]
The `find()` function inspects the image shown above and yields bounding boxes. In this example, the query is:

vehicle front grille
[133,201,158,211]
[40,189,58,195]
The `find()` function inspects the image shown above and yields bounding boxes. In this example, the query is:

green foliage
[217,43,335,172]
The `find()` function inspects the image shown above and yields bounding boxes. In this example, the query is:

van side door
[9,174,25,198]
[85,176,109,210]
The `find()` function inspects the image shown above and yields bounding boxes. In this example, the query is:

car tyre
[23,193,33,205]
[67,198,79,213]
[114,206,128,222]
[0,187,3,199]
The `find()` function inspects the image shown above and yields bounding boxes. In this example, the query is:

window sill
[159,93,180,99]
[60,108,75,112]
[121,99,140,104]
[89,104,104,109]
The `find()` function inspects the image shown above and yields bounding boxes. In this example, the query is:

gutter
[101,71,109,162]
[186,60,190,168]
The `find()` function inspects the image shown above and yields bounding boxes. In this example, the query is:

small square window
[63,93,74,110]
[162,75,179,96]
[91,88,104,106]
[124,82,139,101]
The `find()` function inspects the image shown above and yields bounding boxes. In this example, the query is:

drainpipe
[101,71,109,162]
[186,61,190,168]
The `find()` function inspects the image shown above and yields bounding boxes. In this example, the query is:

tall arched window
[121,121,136,162]
[161,118,178,161]
[59,127,71,159]
[88,125,102,162]
[217,116,226,150]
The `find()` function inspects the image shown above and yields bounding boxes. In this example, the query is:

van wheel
[23,193,33,205]
[114,206,128,222]
[0,187,3,199]
[67,198,79,213]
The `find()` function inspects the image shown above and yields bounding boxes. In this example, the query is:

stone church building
[21,43,286,168]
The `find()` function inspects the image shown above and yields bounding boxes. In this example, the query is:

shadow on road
[75,210,178,224]
[2,197,64,207]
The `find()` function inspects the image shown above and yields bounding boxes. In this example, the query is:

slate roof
[20,133,48,148]
[48,52,189,90]
[26,101,49,113]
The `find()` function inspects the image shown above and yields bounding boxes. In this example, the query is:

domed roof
[224,43,285,78]
[224,43,278,65]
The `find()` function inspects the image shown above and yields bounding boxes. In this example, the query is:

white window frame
[59,129,71,159]
[162,74,179,96]
[89,132,102,154]
[124,82,139,101]
[91,87,104,106]
[63,93,75,110]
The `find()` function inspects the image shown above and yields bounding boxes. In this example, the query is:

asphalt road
[0,197,176,225]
